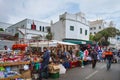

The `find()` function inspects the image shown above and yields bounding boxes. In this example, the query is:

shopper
[91,49,98,69]
[79,50,84,68]
[103,49,113,70]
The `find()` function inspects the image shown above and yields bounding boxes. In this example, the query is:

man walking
[103,49,113,70]
[91,49,98,69]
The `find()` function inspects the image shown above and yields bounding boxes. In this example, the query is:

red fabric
[70,61,79,68]
[31,21,36,30]
[84,50,89,56]
[12,44,27,50]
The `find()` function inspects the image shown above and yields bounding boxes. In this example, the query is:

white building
[89,20,108,35]
[89,20,115,35]
[51,12,90,44]
[6,19,50,41]
[0,22,12,31]
[108,35,120,49]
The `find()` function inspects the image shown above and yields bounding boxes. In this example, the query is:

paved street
[45,61,120,80]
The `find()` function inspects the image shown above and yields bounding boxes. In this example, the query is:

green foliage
[94,27,120,46]
[46,27,53,41]
[98,40,110,46]
[93,33,103,41]
[14,33,19,37]
[0,28,4,31]
[46,32,53,40]
[89,34,94,41]
[14,33,19,40]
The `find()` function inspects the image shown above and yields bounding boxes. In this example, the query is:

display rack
[0,61,31,80]
[0,61,30,67]
[0,75,22,80]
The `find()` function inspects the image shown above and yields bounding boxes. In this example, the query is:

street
[45,61,120,80]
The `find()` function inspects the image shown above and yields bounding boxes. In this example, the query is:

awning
[63,39,92,45]
[29,40,77,47]
[29,41,57,47]
[0,31,14,37]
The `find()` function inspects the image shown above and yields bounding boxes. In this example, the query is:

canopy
[0,50,12,52]
[29,41,56,47]
[29,40,77,47]
[63,39,93,44]
[51,40,77,46]
[12,44,28,50]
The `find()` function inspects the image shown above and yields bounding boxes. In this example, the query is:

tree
[0,28,4,31]
[89,34,95,41]
[45,27,53,47]
[46,32,53,41]
[14,33,19,40]
[45,27,53,41]
[93,27,120,46]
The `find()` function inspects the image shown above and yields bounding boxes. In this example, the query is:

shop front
[63,39,92,45]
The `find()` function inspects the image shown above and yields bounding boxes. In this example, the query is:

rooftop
[89,20,104,26]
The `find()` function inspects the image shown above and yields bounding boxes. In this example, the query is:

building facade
[89,20,108,35]
[108,35,120,49]
[51,12,90,44]
[0,22,12,31]
[6,19,50,41]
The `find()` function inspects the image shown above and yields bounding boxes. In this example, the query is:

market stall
[0,40,85,79]
[0,43,33,80]
[12,44,28,51]
[29,40,77,47]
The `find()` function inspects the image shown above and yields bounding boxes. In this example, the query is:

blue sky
[0,0,120,29]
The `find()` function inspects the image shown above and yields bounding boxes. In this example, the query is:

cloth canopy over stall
[29,40,77,47]
[0,50,12,53]
[29,41,56,47]
[51,40,77,46]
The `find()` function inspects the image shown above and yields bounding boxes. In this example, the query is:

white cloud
[0,0,120,28]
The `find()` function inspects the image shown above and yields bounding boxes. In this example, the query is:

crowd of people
[38,46,119,79]
[1,45,119,80]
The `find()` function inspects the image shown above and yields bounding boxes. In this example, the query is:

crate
[0,61,30,67]
[20,70,31,79]
[49,72,59,79]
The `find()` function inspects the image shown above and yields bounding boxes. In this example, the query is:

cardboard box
[20,70,31,79]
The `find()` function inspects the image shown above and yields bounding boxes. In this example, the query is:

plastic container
[49,72,59,79]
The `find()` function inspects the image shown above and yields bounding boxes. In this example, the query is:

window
[70,26,74,31]
[12,29,14,33]
[94,32,96,34]
[94,27,96,30]
[85,30,87,35]
[39,26,41,31]
[21,25,24,28]
[117,37,120,40]
[43,26,44,32]
[80,28,82,34]
[99,26,101,29]
[90,28,92,30]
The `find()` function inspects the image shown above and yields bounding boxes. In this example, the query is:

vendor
[4,45,10,50]
[40,47,50,79]
[4,45,11,54]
